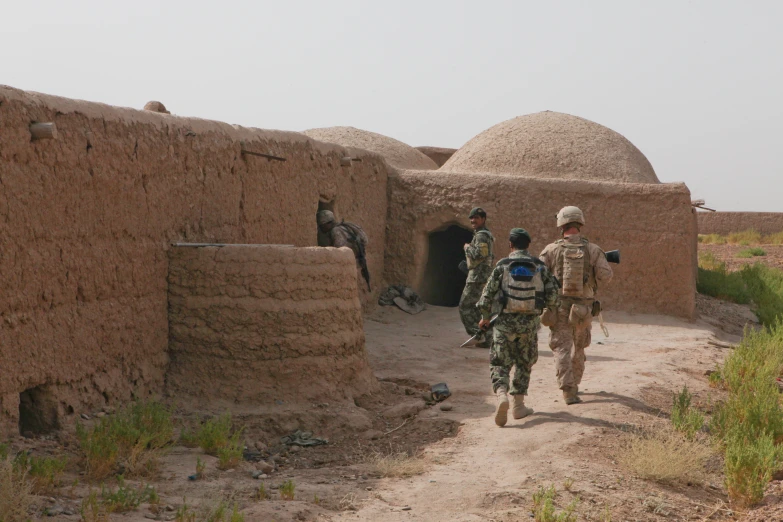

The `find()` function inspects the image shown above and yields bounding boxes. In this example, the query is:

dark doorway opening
[317,199,336,247]
[19,386,60,436]
[420,225,474,306]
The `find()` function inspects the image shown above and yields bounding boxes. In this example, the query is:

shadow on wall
[420,225,474,307]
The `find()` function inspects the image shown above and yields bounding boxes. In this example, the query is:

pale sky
[2,1,780,211]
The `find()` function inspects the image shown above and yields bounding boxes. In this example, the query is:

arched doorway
[420,225,474,306]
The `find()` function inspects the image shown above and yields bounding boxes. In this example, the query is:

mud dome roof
[304,126,438,171]
[441,111,660,183]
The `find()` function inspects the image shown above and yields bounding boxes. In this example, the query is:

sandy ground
[342,306,734,521]
[19,304,764,521]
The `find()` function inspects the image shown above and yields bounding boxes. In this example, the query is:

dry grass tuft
[618,428,712,485]
[728,229,762,245]
[368,451,429,478]
[0,459,32,522]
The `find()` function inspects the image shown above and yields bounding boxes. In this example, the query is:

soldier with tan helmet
[539,206,613,405]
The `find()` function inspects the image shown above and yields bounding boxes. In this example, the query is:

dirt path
[29,305,741,521]
[346,306,734,521]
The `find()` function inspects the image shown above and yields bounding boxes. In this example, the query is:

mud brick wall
[166,245,377,407]
[697,212,783,235]
[0,85,389,436]
[385,171,697,319]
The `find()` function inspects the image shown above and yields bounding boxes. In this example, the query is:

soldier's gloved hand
[478,318,491,331]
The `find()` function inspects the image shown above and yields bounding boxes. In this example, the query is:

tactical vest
[554,238,593,298]
[497,256,546,314]
[466,229,494,270]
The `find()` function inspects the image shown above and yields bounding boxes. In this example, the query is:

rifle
[605,250,620,264]
[460,314,498,348]
[357,248,371,291]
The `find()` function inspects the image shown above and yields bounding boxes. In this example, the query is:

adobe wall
[385,171,697,319]
[167,245,377,407]
[0,85,389,436]
[697,212,783,235]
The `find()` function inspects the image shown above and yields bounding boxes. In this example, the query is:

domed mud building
[0,85,696,436]
[384,112,695,317]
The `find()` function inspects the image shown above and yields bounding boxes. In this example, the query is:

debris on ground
[379,285,425,314]
[280,430,328,447]
[431,382,451,402]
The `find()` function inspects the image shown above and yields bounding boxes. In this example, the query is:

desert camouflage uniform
[539,235,613,391]
[477,250,559,395]
[459,226,494,337]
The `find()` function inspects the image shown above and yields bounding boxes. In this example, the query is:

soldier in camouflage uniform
[317,210,371,290]
[539,206,613,405]
[478,228,559,427]
[459,207,494,347]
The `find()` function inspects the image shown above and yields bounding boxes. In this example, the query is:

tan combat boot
[511,394,534,419]
[563,387,582,405]
[494,388,509,427]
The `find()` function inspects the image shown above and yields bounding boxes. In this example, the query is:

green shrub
[280,479,296,501]
[195,413,245,470]
[196,414,233,456]
[670,386,704,439]
[711,323,783,506]
[697,267,751,304]
[737,247,767,258]
[741,264,783,325]
[100,476,158,513]
[697,258,783,325]
[531,485,577,522]
[725,430,782,507]
[12,452,67,493]
[77,400,174,480]
[80,490,108,522]
[216,430,244,470]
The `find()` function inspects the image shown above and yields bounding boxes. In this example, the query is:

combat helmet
[556,206,585,228]
[316,210,336,226]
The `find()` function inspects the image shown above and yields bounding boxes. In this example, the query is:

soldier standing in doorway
[459,207,494,347]
[539,206,613,405]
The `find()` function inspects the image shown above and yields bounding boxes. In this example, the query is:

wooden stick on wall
[30,122,58,141]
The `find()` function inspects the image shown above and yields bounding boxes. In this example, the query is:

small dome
[441,112,659,183]
[304,126,438,170]
[143,101,170,114]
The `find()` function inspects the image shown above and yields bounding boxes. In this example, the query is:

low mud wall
[167,245,377,407]
[0,85,388,436]
[697,212,783,235]
[385,171,697,319]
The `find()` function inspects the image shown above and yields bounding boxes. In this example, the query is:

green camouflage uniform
[459,226,494,337]
[477,250,559,395]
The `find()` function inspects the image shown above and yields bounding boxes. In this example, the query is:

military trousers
[459,282,486,337]
[490,316,540,396]
[549,306,592,391]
